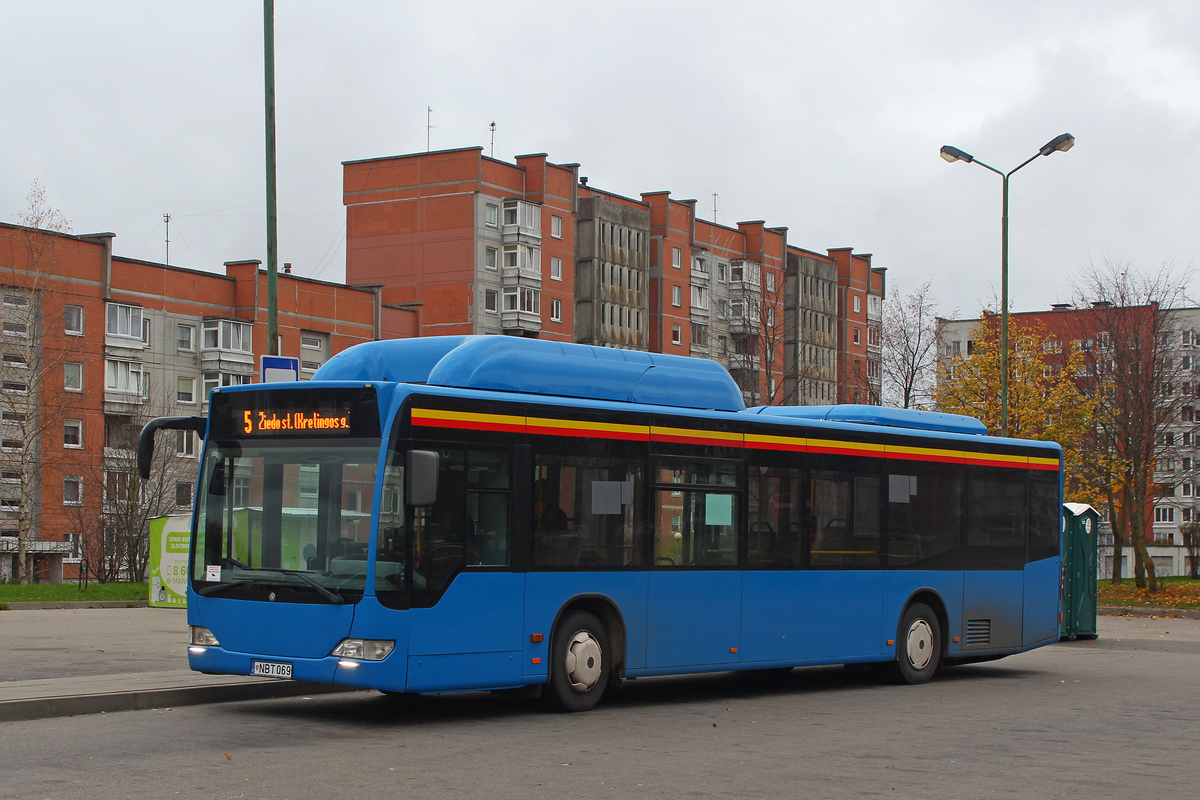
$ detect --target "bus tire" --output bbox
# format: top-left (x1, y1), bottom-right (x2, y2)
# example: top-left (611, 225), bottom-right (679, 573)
top-left (890, 602), bottom-right (941, 685)
top-left (543, 609), bottom-right (610, 712)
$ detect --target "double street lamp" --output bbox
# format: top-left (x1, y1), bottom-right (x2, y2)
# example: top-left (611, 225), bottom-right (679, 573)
top-left (940, 133), bottom-right (1075, 438)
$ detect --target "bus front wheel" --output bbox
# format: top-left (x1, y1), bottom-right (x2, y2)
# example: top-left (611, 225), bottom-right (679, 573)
top-left (890, 602), bottom-right (941, 685)
top-left (543, 610), bottom-right (610, 712)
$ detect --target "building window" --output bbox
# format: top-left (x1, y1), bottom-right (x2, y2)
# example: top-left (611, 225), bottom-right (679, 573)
top-left (202, 320), bottom-right (252, 353)
top-left (105, 471), bottom-right (137, 503)
top-left (64, 419), bottom-right (82, 448)
top-left (175, 482), bottom-right (193, 508)
top-left (484, 290), bottom-right (499, 313)
top-left (672, 248), bottom-right (682, 269)
top-left (174, 376), bottom-right (194, 404)
top-left (672, 285), bottom-right (682, 307)
top-left (1155, 506), bottom-right (1176, 523)
top-left (1, 471), bottom-right (20, 484)
top-left (766, 272), bottom-right (776, 293)
top-left (730, 300), bottom-right (745, 319)
top-left (551, 298), bottom-right (562, 322)
top-left (177, 429), bottom-right (195, 457)
top-left (692, 323), bottom-right (708, 347)
top-left (106, 303), bottom-right (143, 339)
top-left (1, 439), bottom-right (24, 453)
top-left (691, 285), bottom-right (709, 310)
top-left (64, 362), bottom-right (83, 392)
top-left (671, 324), bottom-right (682, 345)
top-left (3, 293), bottom-right (29, 309)
top-left (551, 215), bottom-right (563, 239)
top-left (202, 372), bottom-right (251, 402)
top-left (503, 289), bottom-right (517, 312)
top-left (504, 246), bottom-right (519, 269)
top-left (504, 204), bottom-right (518, 225)
top-left (485, 247), bottom-right (498, 270)
top-left (2, 322), bottom-right (27, 338)
top-left (485, 203), bottom-right (499, 227)
top-left (65, 305), bottom-right (84, 335)
top-left (854, 328), bottom-right (861, 346)
top-left (1, 412), bottom-right (27, 425)
top-left (717, 263), bottom-right (727, 282)
top-left (520, 287), bottom-right (540, 313)
top-left (550, 257), bottom-right (562, 281)
top-left (2, 381), bottom-right (28, 395)
top-left (1, 498), bottom-right (21, 513)
top-left (854, 295), bottom-right (862, 313)
top-left (694, 257), bottom-right (707, 274)
top-left (2, 352), bottom-right (26, 369)
top-left (176, 324), bottom-right (195, 351)
top-left (105, 360), bottom-right (145, 396)
top-left (300, 335), bottom-right (322, 351)
top-left (63, 477), bottom-right (82, 506)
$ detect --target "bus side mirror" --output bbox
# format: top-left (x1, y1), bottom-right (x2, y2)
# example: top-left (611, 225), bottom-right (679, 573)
top-left (406, 450), bottom-right (439, 507)
top-left (138, 417), bottom-right (207, 480)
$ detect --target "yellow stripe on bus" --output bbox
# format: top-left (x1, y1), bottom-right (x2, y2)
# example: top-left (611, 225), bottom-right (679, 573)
top-left (651, 425), bottom-right (744, 444)
top-left (526, 416), bottom-right (649, 438)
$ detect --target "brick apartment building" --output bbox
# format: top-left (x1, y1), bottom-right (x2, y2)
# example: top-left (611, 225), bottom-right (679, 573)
top-left (939, 303), bottom-right (1200, 577)
top-left (0, 222), bottom-right (416, 582)
top-left (342, 146), bottom-right (885, 407)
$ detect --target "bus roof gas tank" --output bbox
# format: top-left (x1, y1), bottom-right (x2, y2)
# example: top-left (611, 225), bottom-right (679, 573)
top-left (315, 336), bottom-right (746, 412)
top-left (743, 404), bottom-right (989, 436)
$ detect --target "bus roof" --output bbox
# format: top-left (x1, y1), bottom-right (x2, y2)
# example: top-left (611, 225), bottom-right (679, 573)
top-left (314, 335), bottom-right (747, 412)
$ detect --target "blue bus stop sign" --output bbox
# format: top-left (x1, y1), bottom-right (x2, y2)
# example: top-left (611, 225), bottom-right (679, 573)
top-left (261, 355), bottom-right (300, 383)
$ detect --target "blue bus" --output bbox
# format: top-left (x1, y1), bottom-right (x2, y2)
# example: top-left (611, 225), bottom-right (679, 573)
top-left (139, 335), bottom-right (1062, 712)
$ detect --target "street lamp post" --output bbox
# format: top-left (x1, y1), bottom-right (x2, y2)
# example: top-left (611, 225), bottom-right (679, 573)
top-left (940, 133), bottom-right (1075, 438)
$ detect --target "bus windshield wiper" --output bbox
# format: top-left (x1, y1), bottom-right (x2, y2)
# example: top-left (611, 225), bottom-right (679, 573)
top-left (198, 580), bottom-right (256, 597)
top-left (196, 570), bottom-right (344, 604)
top-left (274, 569), bottom-right (345, 605)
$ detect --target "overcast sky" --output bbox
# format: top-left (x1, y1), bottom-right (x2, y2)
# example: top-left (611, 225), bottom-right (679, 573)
top-left (3, 1), bottom-right (1197, 318)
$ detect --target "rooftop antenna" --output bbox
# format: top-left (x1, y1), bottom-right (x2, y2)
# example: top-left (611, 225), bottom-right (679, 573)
top-left (427, 106), bottom-right (433, 151)
top-left (489, 121), bottom-right (496, 158)
top-left (712, 193), bottom-right (718, 224)
top-left (163, 213), bottom-right (171, 265)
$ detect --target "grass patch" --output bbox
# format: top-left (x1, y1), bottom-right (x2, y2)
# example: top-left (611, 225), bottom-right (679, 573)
top-left (1097, 576), bottom-right (1200, 610)
top-left (0, 582), bottom-right (148, 606)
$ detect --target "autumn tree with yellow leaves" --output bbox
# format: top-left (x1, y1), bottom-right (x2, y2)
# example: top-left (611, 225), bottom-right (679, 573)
top-left (935, 312), bottom-right (1113, 511)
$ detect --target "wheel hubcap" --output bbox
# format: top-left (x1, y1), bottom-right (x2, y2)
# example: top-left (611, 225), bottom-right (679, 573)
top-left (906, 619), bottom-right (934, 671)
top-left (564, 631), bottom-right (603, 693)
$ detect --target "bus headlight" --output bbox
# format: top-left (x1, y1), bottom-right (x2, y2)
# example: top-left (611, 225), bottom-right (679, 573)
top-left (330, 639), bottom-right (395, 661)
top-left (190, 626), bottom-right (220, 647)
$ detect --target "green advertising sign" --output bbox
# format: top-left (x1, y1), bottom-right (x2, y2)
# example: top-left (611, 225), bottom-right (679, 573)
top-left (148, 515), bottom-right (191, 608)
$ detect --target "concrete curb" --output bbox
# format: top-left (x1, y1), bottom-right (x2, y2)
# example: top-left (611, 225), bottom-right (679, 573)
top-left (1, 600), bottom-right (150, 610)
top-left (1098, 605), bottom-right (1200, 620)
top-left (0, 680), bottom-right (360, 723)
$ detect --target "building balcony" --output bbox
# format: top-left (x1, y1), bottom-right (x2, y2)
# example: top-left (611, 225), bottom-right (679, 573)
top-left (501, 309), bottom-right (542, 334)
top-left (729, 352), bottom-right (760, 372)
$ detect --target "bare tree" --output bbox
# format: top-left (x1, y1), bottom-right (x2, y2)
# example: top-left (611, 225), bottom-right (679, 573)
top-left (0, 182), bottom-right (75, 583)
top-left (882, 281), bottom-right (946, 409)
top-left (1070, 258), bottom-right (1193, 592)
top-left (75, 388), bottom-right (199, 582)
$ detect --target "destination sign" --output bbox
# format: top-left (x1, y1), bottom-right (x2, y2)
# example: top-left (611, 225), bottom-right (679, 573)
top-left (243, 410), bottom-right (351, 434)
top-left (209, 387), bottom-right (381, 440)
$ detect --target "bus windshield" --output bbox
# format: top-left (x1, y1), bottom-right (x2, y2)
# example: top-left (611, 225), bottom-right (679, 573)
top-left (192, 439), bottom-right (381, 604)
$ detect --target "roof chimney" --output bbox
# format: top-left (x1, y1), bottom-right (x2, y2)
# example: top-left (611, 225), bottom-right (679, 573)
top-left (580, 176), bottom-right (588, 187)
top-left (283, 262), bottom-right (292, 274)
top-left (1051, 303), bottom-right (1071, 311)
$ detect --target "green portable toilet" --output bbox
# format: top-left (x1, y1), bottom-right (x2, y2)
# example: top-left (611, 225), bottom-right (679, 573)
top-left (1061, 503), bottom-right (1100, 640)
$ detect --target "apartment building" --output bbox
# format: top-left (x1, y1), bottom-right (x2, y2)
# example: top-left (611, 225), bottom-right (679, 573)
top-left (0, 223), bottom-right (414, 582)
top-left (342, 146), bottom-right (885, 408)
top-left (938, 304), bottom-right (1200, 577)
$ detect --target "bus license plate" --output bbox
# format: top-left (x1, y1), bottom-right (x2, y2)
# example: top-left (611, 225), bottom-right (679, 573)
top-left (252, 661), bottom-right (293, 679)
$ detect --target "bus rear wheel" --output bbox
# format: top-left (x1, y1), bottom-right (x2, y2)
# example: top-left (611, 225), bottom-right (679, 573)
top-left (890, 602), bottom-right (941, 685)
top-left (543, 610), bottom-right (610, 712)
